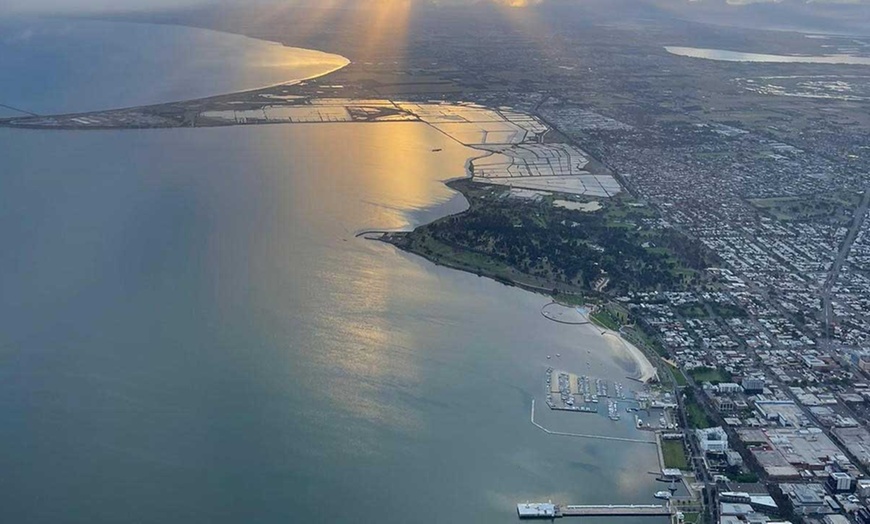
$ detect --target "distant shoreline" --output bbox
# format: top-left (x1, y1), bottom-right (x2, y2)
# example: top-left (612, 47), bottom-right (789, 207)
top-left (0, 19), bottom-right (653, 384)
top-left (0, 18), bottom-right (351, 125)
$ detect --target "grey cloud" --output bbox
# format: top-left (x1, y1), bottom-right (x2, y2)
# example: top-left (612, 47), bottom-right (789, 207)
top-left (2, 0), bottom-right (213, 14)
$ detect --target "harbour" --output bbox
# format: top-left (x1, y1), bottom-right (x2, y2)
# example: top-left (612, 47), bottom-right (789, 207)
top-left (544, 366), bottom-right (647, 424)
top-left (0, 16), bottom-right (668, 523)
top-left (530, 399), bottom-right (656, 445)
top-left (0, 119), bottom-right (667, 523)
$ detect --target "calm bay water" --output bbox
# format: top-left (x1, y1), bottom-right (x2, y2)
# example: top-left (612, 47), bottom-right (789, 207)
top-left (666, 45), bottom-right (870, 65)
top-left (0, 18), bottom-right (348, 116)
top-left (0, 19), bottom-right (663, 524)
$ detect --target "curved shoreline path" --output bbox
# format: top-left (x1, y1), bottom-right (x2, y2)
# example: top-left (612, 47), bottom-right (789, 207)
top-left (0, 18), bottom-right (350, 116)
top-left (541, 302), bottom-right (591, 325)
top-left (580, 310), bottom-right (658, 383)
top-left (540, 302), bottom-right (657, 383)
top-left (539, 302), bottom-right (657, 382)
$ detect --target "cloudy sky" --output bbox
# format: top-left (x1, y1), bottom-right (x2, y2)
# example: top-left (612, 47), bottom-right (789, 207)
top-left (2, 0), bottom-right (208, 13)
top-left (2, 0), bottom-right (866, 14)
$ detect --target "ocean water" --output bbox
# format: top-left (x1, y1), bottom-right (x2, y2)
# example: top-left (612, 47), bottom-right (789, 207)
top-left (0, 19), bottom-right (664, 524)
top-left (0, 17), bottom-right (349, 116)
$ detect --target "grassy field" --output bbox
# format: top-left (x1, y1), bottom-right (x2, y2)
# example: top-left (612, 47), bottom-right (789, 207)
top-left (709, 302), bottom-right (748, 319)
top-left (681, 512), bottom-right (701, 524)
top-left (675, 302), bottom-right (708, 318)
top-left (590, 309), bottom-right (621, 331)
top-left (672, 366), bottom-right (688, 387)
top-left (686, 399), bottom-right (714, 429)
top-left (661, 439), bottom-right (689, 470)
top-left (727, 472), bottom-right (759, 483)
top-left (631, 326), bottom-right (669, 358)
top-left (748, 192), bottom-right (860, 224)
top-left (554, 292), bottom-right (587, 306)
top-left (688, 367), bottom-right (730, 384)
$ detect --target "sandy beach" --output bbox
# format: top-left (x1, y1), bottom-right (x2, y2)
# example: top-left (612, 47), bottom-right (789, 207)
top-left (603, 328), bottom-right (658, 383)
top-left (579, 314), bottom-right (657, 383)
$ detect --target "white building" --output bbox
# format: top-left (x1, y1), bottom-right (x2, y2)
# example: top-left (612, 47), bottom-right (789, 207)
top-left (697, 427), bottom-right (729, 453)
top-left (742, 376), bottom-right (766, 393)
top-left (718, 382), bottom-right (743, 395)
top-left (827, 472), bottom-right (853, 493)
top-left (726, 450), bottom-right (744, 467)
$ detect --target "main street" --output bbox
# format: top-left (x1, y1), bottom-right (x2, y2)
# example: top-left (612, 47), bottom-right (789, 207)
top-left (822, 188), bottom-right (870, 349)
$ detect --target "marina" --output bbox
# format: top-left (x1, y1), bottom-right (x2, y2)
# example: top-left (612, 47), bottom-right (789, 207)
top-left (530, 399), bottom-right (656, 445)
top-left (608, 399), bottom-right (620, 421)
top-left (545, 367), bottom-right (635, 420)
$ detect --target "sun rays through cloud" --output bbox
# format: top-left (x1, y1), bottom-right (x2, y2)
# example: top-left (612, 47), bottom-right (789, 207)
top-left (357, 0), bottom-right (414, 63)
top-left (243, 0), bottom-right (414, 64)
top-left (489, 0), bottom-right (545, 6)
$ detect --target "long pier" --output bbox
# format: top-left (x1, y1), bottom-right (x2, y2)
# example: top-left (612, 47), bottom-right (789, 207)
top-left (530, 399), bottom-right (656, 445)
top-left (559, 504), bottom-right (672, 517)
top-left (517, 502), bottom-right (672, 519)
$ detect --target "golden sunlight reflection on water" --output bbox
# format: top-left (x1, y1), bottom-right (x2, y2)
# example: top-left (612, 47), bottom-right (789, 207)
top-left (239, 122), bottom-right (477, 431)
top-left (252, 42), bottom-right (350, 73)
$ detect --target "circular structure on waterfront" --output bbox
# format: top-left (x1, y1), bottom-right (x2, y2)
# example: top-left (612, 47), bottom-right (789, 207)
top-left (541, 302), bottom-right (590, 325)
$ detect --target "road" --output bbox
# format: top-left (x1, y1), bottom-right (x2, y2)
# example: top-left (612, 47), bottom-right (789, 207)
top-left (821, 188), bottom-right (870, 349)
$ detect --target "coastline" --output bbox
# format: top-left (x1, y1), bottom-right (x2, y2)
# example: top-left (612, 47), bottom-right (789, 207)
top-left (2, 15), bottom-right (656, 389)
top-left (0, 18), bottom-right (351, 122)
top-left (2, 118), bottom-right (669, 522)
top-left (538, 301), bottom-right (656, 383)
top-left (381, 202), bottom-right (658, 385)
top-left (0, 17), bottom-right (680, 520)
top-left (579, 304), bottom-right (657, 384)
top-left (592, 322), bottom-right (658, 384)
top-left (380, 179), bottom-right (588, 295)
top-left (377, 174), bottom-right (660, 384)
